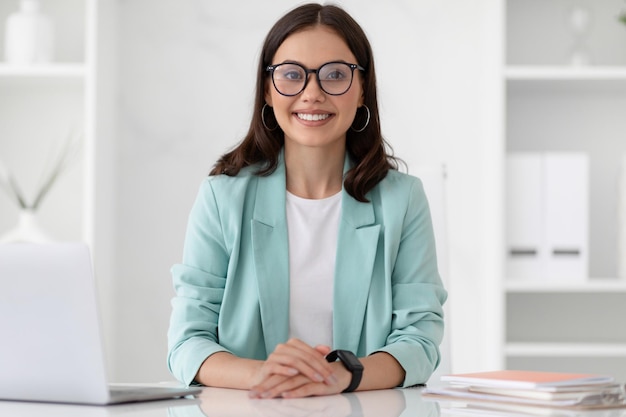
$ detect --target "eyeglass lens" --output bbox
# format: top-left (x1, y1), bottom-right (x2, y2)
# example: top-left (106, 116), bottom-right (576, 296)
top-left (271, 62), bottom-right (357, 96)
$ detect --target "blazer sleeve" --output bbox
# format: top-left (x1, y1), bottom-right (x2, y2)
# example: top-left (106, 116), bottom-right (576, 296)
top-left (375, 177), bottom-right (448, 387)
top-left (167, 178), bottom-right (232, 386)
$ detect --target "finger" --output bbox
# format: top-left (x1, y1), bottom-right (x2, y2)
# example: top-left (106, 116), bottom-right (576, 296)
top-left (263, 363), bottom-right (299, 378)
top-left (249, 348), bottom-right (338, 398)
top-left (250, 361), bottom-right (298, 389)
top-left (280, 379), bottom-right (338, 399)
top-left (266, 349), bottom-right (323, 379)
top-left (273, 339), bottom-right (336, 383)
top-left (249, 374), bottom-right (293, 398)
top-left (314, 345), bottom-right (332, 356)
top-left (256, 374), bottom-right (312, 399)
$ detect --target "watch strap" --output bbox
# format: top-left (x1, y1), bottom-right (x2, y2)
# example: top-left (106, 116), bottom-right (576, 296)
top-left (326, 350), bottom-right (363, 393)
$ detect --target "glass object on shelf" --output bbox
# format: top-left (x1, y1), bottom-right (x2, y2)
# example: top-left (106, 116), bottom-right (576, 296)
top-left (567, 5), bottom-right (592, 66)
top-left (3, 0), bottom-right (55, 65)
top-left (0, 209), bottom-right (51, 243)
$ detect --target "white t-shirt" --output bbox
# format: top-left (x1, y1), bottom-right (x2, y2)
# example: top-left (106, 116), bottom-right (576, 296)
top-left (286, 190), bottom-right (341, 348)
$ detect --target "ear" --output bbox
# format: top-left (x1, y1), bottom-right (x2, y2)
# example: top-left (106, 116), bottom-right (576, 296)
top-left (265, 80), bottom-right (273, 106)
top-left (358, 78), bottom-right (365, 107)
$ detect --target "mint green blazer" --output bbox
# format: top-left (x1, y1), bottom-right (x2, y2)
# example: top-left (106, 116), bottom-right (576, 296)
top-left (167, 155), bottom-right (447, 387)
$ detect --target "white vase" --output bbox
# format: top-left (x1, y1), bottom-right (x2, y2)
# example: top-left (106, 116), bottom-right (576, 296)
top-left (567, 6), bottom-right (592, 66)
top-left (3, 0), bottom-right (54, 65)
top-left (0, 209), bottom-right (52, 243)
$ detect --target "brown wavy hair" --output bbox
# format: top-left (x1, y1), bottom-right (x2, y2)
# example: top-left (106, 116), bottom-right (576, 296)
top-left (210, 3), bottom-right (398, 202)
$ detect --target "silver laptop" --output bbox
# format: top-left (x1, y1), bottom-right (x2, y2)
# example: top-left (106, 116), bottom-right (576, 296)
top-left (0, 242), bottom-right (200, 405)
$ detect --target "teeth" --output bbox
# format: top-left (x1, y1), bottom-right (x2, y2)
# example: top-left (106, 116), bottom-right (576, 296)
top-left (297, 113), bottom-right (330, 121)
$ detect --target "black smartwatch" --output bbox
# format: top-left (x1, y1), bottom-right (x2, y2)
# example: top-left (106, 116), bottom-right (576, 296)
top-left (325, 349), bottom-right (363, 393)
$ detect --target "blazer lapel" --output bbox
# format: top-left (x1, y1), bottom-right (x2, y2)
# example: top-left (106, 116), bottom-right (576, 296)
top-left (251, 160), bottom-right (290, 354)
top-left (251, 153), bottom-right (381, 354)
top-left (333, 158), bottom-right (381, 352)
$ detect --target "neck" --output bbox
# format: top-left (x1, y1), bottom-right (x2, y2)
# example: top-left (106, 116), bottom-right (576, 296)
top-left (284, 144), bottom-right (345, 200)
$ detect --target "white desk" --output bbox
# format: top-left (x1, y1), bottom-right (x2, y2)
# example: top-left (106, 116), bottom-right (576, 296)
top-left (1, 386), bottom-right (626, 417)
top-left (0, 386), bottom-right (430, 417)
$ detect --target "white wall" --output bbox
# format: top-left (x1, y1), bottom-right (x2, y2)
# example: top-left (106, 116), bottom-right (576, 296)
top-left (112, 0), bottom-right (503, 382)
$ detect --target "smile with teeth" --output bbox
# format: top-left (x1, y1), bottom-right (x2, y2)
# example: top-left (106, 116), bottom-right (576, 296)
top-left (296, 113), bottom-right (331, 121)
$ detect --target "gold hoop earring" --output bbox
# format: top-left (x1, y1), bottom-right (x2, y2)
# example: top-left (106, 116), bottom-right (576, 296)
top-left (262, 104), bottom-right (279, 131)
top-left (351, 105), bottom-right (370, 133)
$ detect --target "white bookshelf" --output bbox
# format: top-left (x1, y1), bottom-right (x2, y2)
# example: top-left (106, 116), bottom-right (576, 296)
top-left (0, 0), bottom-right (94, 243)
top-left (503, 0), bottom-right (626, 381)
top-left (0, 0), bottom-right (117, 375)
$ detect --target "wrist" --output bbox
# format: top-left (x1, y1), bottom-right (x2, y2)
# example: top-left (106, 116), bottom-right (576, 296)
top-left (197, 352), bottom-right (264, 390)
top-left (330, 362), bottom-right (352, 392)
top-left (325, 349), bottom-right (363, 392)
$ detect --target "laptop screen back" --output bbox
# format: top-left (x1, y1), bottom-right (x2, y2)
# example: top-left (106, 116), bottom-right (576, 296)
top-left (0, 243), bottom-right (110, 404)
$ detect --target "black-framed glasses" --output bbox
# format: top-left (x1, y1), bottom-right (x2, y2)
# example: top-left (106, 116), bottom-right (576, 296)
top-left (266, 61), bottom-right (365, 96)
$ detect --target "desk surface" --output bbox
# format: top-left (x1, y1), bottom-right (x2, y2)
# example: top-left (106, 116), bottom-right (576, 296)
top-left (1, 386), bottom-right (626, 417)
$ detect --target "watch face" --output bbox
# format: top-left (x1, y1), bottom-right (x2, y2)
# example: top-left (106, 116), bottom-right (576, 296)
top-left (337, 350), bottom-right (364, 370)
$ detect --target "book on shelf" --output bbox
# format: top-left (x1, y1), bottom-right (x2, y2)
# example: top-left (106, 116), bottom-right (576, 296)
top-left (423, 370), bottom-right (626, 410)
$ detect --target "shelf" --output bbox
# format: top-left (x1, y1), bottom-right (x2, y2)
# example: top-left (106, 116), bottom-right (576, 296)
top-left (505, 66), bottom-right (626, 93)
top-left (506, 343), bottom-right (626, 357)
top-left (506, 66), bottom-right (626, 80)
top-left (0, 63), bottom-right (86, 78)
top-left (506, 279), bottom-right (626, 293)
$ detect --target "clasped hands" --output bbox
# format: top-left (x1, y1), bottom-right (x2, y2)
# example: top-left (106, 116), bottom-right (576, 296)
top-left (249, 338), bottom-right (351, 399)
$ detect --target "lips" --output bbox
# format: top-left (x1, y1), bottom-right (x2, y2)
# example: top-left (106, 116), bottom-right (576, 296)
top-left (296, 113), bottom-right (331, 121)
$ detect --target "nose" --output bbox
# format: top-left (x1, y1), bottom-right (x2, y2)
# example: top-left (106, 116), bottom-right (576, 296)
top-left (301, 73), bottom-right (325, 101)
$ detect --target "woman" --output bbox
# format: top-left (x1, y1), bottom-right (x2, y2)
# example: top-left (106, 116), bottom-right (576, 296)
top-left (167, 3), bottom-right (447, 399)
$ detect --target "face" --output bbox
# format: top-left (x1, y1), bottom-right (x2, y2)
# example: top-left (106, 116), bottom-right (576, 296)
top-left (265, 25), bottom-right (364, 154)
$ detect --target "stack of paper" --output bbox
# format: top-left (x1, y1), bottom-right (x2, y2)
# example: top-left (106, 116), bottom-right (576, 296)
top-left (423, 370), bottom-right (626, 410)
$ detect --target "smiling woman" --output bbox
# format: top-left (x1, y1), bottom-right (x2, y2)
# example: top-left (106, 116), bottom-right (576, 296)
top-left (265, 25), bottom-right (365, 168)
top-left (167, 3), bottom-right (447, 399)
top-left (208, 3), bottom-right (388, 202)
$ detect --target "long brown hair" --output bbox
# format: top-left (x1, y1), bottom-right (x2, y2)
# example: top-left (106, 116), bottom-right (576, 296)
top-left (210, 3), bottom-right (398, 202)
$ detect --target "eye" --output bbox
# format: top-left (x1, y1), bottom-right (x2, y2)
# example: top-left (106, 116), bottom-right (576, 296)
top-left (320, 64), bottom-right (349, 81)
top-left (324, 70), bottom-right (346, 80)
top-left (276, 65), bottom-right (304, 81)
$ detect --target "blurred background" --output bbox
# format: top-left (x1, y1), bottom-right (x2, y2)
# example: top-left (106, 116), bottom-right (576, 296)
top-left (1, 0), bottom-right (625, 383)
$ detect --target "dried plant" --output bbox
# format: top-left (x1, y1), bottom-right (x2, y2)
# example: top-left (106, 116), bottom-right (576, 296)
top-left (0, 132), bottom-right (82, 210)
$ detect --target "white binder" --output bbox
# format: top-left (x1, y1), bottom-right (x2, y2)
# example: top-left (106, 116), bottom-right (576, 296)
top-left (506, 152), bottom-right (589, 281)
top-left (506, 153), bottom-right (543, 279)
top-left (543, 153), bottom-right (588, 280)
